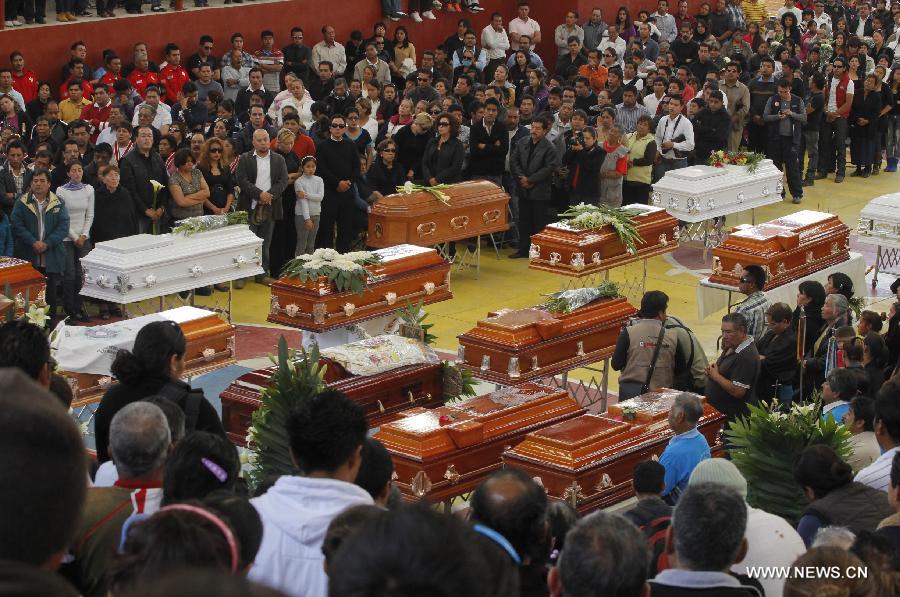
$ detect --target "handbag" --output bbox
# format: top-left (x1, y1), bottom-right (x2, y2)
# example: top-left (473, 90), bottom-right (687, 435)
top-left (640, 319), bottom-right (668, 395)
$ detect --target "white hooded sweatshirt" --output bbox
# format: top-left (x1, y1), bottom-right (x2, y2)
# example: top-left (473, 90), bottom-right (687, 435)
top-left (248, 475), bottom-right (374, 597)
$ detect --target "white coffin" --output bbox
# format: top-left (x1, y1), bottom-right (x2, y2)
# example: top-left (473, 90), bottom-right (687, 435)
top-left (857, 193), bottom-right (900, 250)
top-left (650, 161), bottom-right (784, 223)
top-left (80, 225), bottom-right (264, 304)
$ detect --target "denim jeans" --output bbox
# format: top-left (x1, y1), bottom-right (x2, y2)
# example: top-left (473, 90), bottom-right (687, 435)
top-left (63, 240), bottom-right (91, 316)
top-left (887, 115), bottom-right (900, 159)
top-left (800, 129), bottom-right (819, 179)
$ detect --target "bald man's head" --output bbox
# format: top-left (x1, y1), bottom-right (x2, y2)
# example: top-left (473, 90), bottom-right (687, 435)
top-left (252, 128), bottom-right (271, 154)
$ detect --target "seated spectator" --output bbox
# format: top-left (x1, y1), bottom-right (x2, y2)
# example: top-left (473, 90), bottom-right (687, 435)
top-left (658, 392), bottom-right (710, 501)
top-left (844, 396), bottom-right (883, 474)
top-left (755, 302), bottom-right (798, 407)
top-left (201, 491), bottom-right (264, 575)
top-left (0, 368), bottom-right (86, 596)
top-left (63, 402), bottom-right (170, 596)
top-left (784, 547), bottom-right (879, 597)
top-left (811, 526), bottom-right (858, 550)
top-left (875, 452), bottom-right (900, 570)
top-left (248, 389), bottom-right (373, 596)
top-left (688, 458), bottom-right (806, 597)
top-left (321, 505), bottom-right (384, 573)
top-left (161, 431), bottom-right (241, 506)
top-left (793, 444), bottom-right (893, 546)
top-left (353, 438), bottom-right (395, 508)
top-left (856, 384), bottom-right (900, 492)
top-left (94, 320), bottom-right (226, 463)
top-left (548, 511), bottom-right (650, 597)
top-left (0, 319), bottom-right (51, 387)
top-left (862, 331), bottom-right (889, 396)
top-left (648, 483), bottom-right (758, 596)
top-left (470, 468), bottom-right (551, 595)
top-left (624, 460), bottom-right (672, 528)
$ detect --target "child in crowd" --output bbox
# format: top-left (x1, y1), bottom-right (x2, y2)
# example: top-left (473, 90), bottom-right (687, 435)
top-left (294, 156), bottom-right (323, 256)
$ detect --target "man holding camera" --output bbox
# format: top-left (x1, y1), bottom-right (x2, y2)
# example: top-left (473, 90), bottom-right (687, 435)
top-left (655, 94), bottom-right (694, 177)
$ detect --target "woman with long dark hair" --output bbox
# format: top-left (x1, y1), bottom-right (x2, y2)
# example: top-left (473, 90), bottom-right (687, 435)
top-left (94, 320), bottom-right (226, 463)
top-left (793, 280), bottom-right (826, 357)
top-left (614, 6), bottom-right (636, 41)
top-left (862, 331), bottom-right (889, 395)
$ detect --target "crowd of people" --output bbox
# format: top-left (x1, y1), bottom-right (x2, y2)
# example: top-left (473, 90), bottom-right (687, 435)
top-left (1, 1), bottom-right (900, 595)
top-left (1, 0), bottom-right (899, 319)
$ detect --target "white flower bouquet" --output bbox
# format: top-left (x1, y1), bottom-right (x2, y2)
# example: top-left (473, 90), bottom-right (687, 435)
top-left (281, 248), bottom-right (383, 294)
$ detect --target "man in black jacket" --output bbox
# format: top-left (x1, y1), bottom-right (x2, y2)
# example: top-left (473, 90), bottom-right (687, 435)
top-left (509, 114), bottom-right (560, 258)
top-left (756, 302), bottom-right (798, 407)
top-left (692, 90), bottom-right (731, 163)
top-left (315, 114), bottom-right (361, 251)
top-left (234, 68), bottom-right (274, 116)
top-left (469, 98), bottom-right (509, 185)
top-left (763, 79), bottom-right (806, 204)
top-left (308, 61), bottom-right (335, 102)
top-left (119, 126), bottom-right (168, 234)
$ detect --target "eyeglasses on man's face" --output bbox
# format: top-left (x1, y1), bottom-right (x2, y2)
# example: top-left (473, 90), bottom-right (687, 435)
top-left (330, 122), bottom-right (346, 129)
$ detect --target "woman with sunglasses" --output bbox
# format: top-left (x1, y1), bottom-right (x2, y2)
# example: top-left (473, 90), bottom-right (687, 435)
top-left (421, 112), bottom-right (464, 187)
top-left (368, 139), bottom-right (406, 202)
top-left (198, 139), bottom-right (235, 217)
top-left (95, 320), bottom-right (227, 464)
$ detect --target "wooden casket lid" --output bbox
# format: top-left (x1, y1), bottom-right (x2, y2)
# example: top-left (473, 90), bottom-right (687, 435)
top-left (725, 210), bottom-right (845, 252)
top-left (543, 205), bottom-right (668, 240)
top-left (607, 389), bottom-right (705, 424)
top-left (375, 382), bottom-right (575, 458)
top-left (372, 180), bottom-right (506, 215)
top-left (0, 257), bottom-right (45, 285)
top-left (164, 305), bottom-right (233, 339)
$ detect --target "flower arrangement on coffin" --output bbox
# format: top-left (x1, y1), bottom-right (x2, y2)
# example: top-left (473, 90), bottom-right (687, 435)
top-left (558, 204), bottom-right (646, 256)
top-left (395, 180), bottom-right (452, 206)
top-left (246, 336), bottom-right (326, 488)
top-left (149, 179), bottom-right (165, 235)
top-left (171, 211), bottom-right (248, 236)
top-left (708, 148), bottom-right (766, 174)
top-left (280, 248), bottom-right (383, 295)
top-left (726, 395), bottom-right (851, 525)
top-left (1, 281), bottom-right (48, 328)
top-left (544, 280), bottom-right (620, 314)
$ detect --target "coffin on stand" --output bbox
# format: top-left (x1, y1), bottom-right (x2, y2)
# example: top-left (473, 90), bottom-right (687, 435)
top-left (367, 181), bottom-right (509, 247)
top-left (650, 161), bottom-right (783, 222)
top-left (502, 390), bottom-right (727, 513)
top-left (80, 225), bottom-right (264, 304)
top-left (709, 210), bottom-right (851, 290)
top-left (221, 336), bottom-right (445, 444)
top-left (857, 193), bottom-right (900, 249)
top-left (529, 205), bottom-right (679, 276)
top-left (457, 296), bottom-right (637, 385)
top-left (0, 257), bottom-right (46, 317)
top-left (268, 245), bottom-right (452, 332)
top-left (56, 307), bottom-right (235, 405)
top-left (374, 383), bottom-right (585, 503)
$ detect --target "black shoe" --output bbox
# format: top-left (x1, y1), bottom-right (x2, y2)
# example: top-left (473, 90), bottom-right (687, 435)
top-left (814, 172), bottom-right (827, 180)
top-left (835, 174), bottom-right (845, 183)
top-left (861, 169), bottom-right (870, 178)
top-left (851, 168), bottom-right (862, 177)
top-left (35, 16), bottom-right (45, 22)
top-left (508, 252), bottom-right (527, 259)
top-left (77, 311), bottom-right (91, 322)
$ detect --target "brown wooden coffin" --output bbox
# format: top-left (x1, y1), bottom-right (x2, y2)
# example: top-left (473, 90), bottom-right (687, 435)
top-left (709, 210), bottom-right (850, 290)
top-left (268, 245), bottom-right (452, 332)
top-left (367, 180), bottom-right (510, 247)
top-left (503, 390), bottom-right (727, 514)
top-left (374, 382), bottom-right (585, 503)
top-left (457, 296), bottom-right (637, 385)
top-left (529, 205), bottom-right (680, 277)
top-left (66, 309), bottom-right (236, 407)
top-left (0, 257), bottom-right (46, 317)
top-left (220, 360), bottom-right (444, 445)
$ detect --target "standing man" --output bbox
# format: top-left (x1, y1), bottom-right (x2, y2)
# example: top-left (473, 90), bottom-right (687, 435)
top-left (733, 265), bottom-right (769, 341)
top-left (235, 68), bottom-right (274, 116)
top-left (817, 57), bottom-right (854, 184)
top-left (255, 31), bottom-right (285, 95)
top-left (706, 312), bottom-right (761, 422)
top-left (801, 72), bottom-right (825, 187)
top-left (315, 114), bottom-right (361, 252)
top-left (159, 44), bottom-right (189, 106)
top-left (554, 10), bottom-right (584, 57)
top-left (747, 57), bottom-right (777, 154)
top-left (582, 8), bottom-right (607, 54)
top-left (763, 79), bottom-right (806, 204)
top-left (692, 90), bottom-right (731, 163)
top-left (655, 95), bottom-right (694, 176)
top-left (652, 0), bottom-right (678, 44)
top-left (312, 25), bottom-right (347, 82)
top-left (615, 85), bottom-right (650, 134)
top-left (508, 114), bottom-right (559, 259)
top-left (9, 169), bottom-right (69, 322)
top-left (722, 62), bottom-right (750, 151)
top-left (469, 97), bottom-right (508, 186)
top-left (283, 27), bottom-right (311, 86)
top-left (119, 126), bottom-right (168, 234)
top-left (9, 51), bottom-right (39, 104)
top-left (187, 36), bottom-right (220, 81)
top-left (481, 12), bottom-right (510, 85)
top-left (79, 83), bottom-right (112, 144)
top-left (508, 0), bottom-right (541, 50)
top-left (353, 43), bottom-right (391, 87)
top-left (236, 129), bottom-right (288, 285)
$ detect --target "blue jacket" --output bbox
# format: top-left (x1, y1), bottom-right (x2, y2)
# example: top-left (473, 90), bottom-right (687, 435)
top-left (659, 427), bottom-right (711, 498)
top-left (10, 192), bottom-right (69, 274)
top-left (0, 215), bottom-right (12, 256)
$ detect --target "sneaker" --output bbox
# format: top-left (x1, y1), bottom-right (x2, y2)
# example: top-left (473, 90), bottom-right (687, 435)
top-left (394, 10), bottom-right (407, 16)
top-left (432, 0), bottom-right (442, 7)
top-left (792, 196), bottom-right (802, 204)
top-left (151, 4), bottom-right (166, 11)
top-left (468, 2), bottom-right (484, 11)
top-left (387, 13), bottom-right (399, 20)
top-left (834, 174), bottom-right (844, 183)
top-left (411, 10), bottom-right (422, 21)
top-left (10, 19), bottom-right (23, 25)
top-left (422, 10), bottom-right (436, 19)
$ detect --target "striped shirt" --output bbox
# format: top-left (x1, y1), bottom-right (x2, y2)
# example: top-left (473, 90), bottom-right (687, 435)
top-left (735, 291), bottom-right (769, 341)
top-left (855, 446), bottom-right (899, 492)
top-left (614, 102), bottom-right (650, 134)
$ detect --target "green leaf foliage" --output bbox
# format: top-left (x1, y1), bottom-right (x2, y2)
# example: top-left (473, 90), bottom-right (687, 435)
top-left (397, 300), bottom-right (437, 346)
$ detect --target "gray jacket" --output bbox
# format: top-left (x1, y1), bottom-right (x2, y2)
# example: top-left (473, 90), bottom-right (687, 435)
top-left (509, 135), bottom-right (560, 202)
top-left (235, 151), bottom-right (289, 221)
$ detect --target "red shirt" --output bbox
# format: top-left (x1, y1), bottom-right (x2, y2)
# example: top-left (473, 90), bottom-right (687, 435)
top-left (100, 71), bottom-right (123, 87)
top-left (12, 69), bottom-right (39, 104)
top-left (80, 102), bottom-right (113, 142)
top-left (60, 78), bottom-right (94, 102)
top-left (158, 64), bottom-right (189, 104)
top-left (127, 69), bottom-right (160, 98)
top-left (270, 132), bottom-right (317, 159)
top-left (603, 141), bottom-right (629, 175)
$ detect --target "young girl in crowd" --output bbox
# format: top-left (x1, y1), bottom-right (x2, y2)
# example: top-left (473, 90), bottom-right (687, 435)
top-left (294, 156), bottom-right (324, 256)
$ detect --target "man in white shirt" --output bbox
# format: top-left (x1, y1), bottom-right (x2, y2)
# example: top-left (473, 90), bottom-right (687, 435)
top-left (482, 12), bottom-right (510, 84)
top-left (655, 94), bottom-right (694, 174)
top-left (598, 25), bottom-right (627, 61)
top-left (508, 0), bottom-right (541, 50)
top-left (130, 85), bottom-right (171, 135)
top-left (311, 25), bottom-right (347, 79)
top-left (644, 76), bottom-right (668, 114)
top-left (652, 0), bottom-right (678, 43)
top-left (855, 386), bottom-right (900, 493)
top-left (554, 10), bottom-right (584, 56)
top-left (812, 0), bottom-right (832, 35)
top-left (353, 43), bottom-right (391, 86)
top-left (843, 396), bottom-right (883, 473)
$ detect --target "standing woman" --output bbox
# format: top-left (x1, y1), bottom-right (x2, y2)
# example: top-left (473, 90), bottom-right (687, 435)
top-left (623, 115), bottom-right (657, 205)
top-left (391, 26), bottom-right (416, 87)
top-left (55, 161), bottom-right (94, 322)
top-left (168, 148), bottom-right (210, 221)
top-left (376, 83), bottom-right (399, 125)
top-left (356, 98), bottom-right (380, 143)
top-left (508, 51), bottom-right (531, 97)
top-left (851, 74), bottom-right (883, 178)
top-left (421, 112), bottom-right (465, 187)
top-left (198, 138), bottom-right (234, 216)
top-left (91, 164), bottom-right (137, 319)
top-left (793, 280), bottom-right (827, 359)
top-left (873, 64), bottom-right (895, 175)
top-left (344, 106), bottom-right (376, 165)
top-left (887, 67), bottom-right (900, 173)
top-left (522, 69), bottom-right (550, 107)
top-left (0, 96), bottom-right (32, 145)
top-left (614, 7), bottom-right (636, 41)
top-left (489, 64), bottom-right (517, 107)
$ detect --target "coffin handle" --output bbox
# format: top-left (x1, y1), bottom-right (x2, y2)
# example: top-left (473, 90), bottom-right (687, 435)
top-left (377, 400), bottom-right (385, 413)
top-left (482, 209), bottom-right (501, 224)
top-left (416, 222), bottom-right (437, 238)
top-left (450, 215), bottom-right (469, 230)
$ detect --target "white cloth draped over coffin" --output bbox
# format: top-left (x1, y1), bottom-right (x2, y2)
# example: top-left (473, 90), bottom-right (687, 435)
top-left (320, 335), bottom-right (440, 377)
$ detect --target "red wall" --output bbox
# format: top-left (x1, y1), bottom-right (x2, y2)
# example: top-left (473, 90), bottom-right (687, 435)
top-left (1, 0), bottom-right (688, 88)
